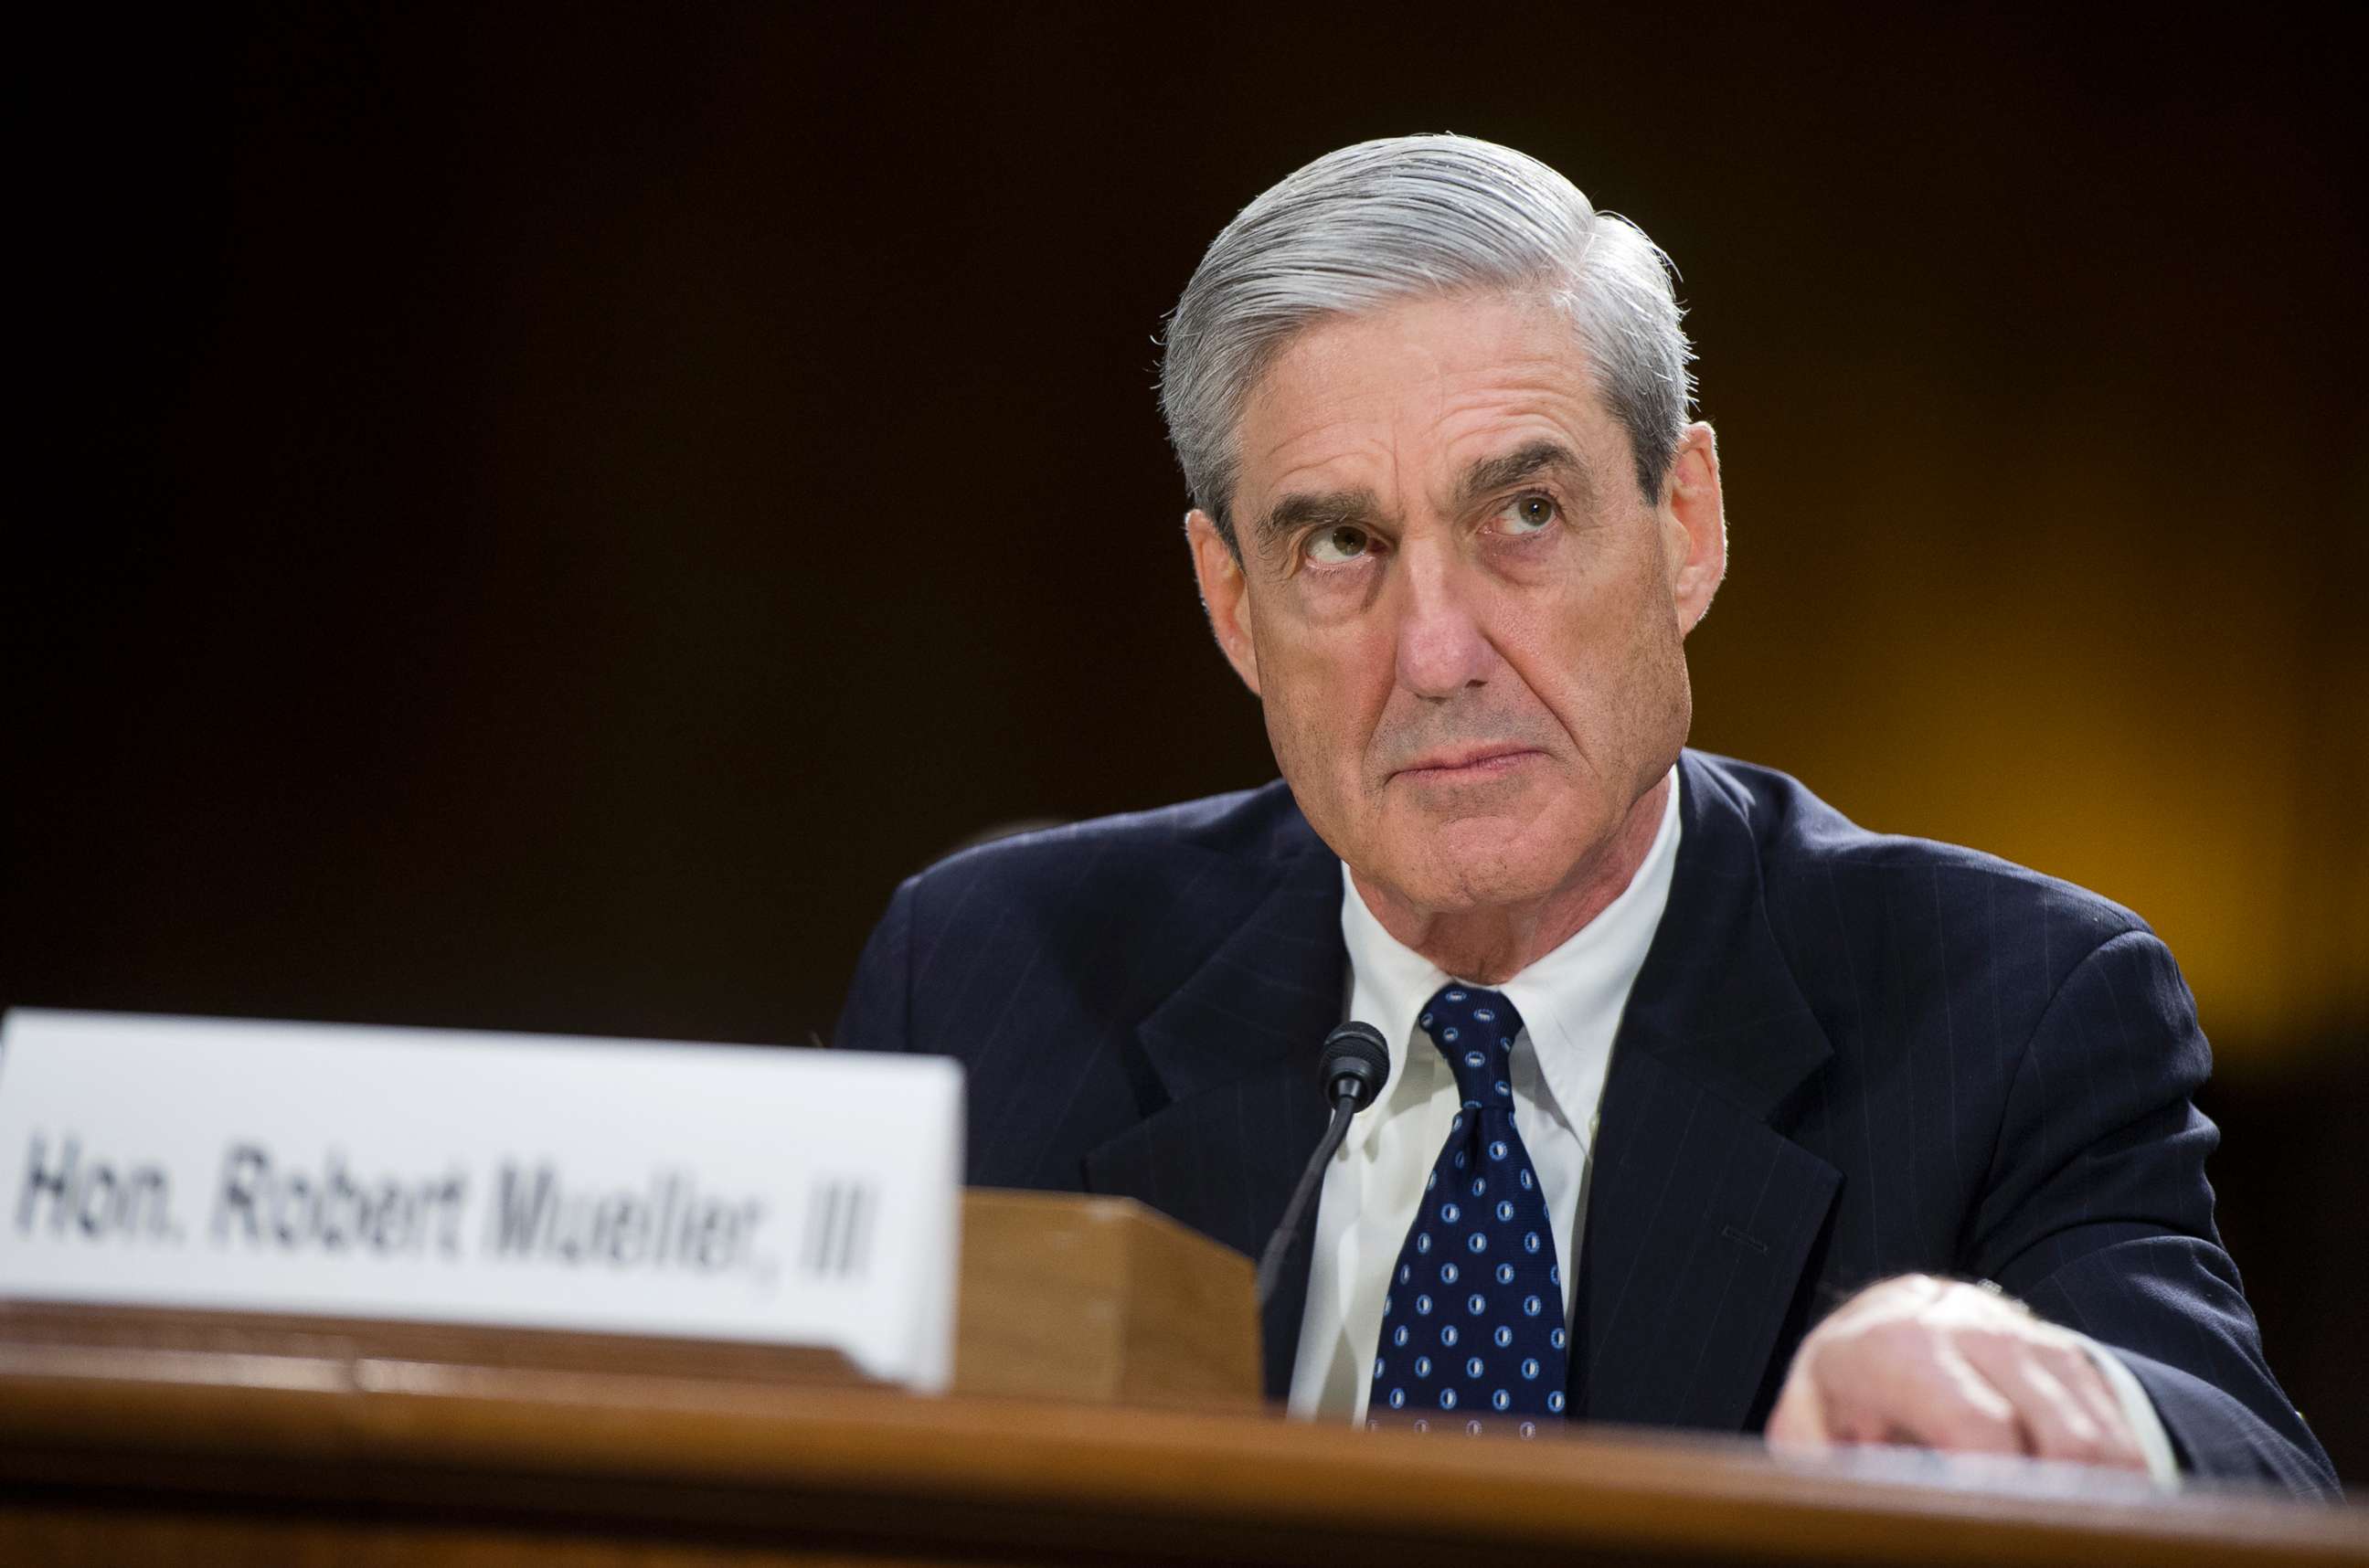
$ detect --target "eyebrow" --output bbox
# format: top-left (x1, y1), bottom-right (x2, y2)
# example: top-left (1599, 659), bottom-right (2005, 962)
top-left (1452, 439), bottom-right (1593, 508)
top-left (1248, 439), bottom-right (1595, 559)
top-left (1250, 484), bottom-right (1386, 558)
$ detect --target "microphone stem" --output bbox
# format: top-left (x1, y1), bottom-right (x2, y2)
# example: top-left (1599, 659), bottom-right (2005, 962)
top-left (1254, 1091), bottom-right (1358, 1311)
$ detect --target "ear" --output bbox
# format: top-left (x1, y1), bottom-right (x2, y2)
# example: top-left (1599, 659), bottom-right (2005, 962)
top-left (1185, 509), bottom-right (1261, 695)
top-left (1660, 421), bottom-right (1727, 634)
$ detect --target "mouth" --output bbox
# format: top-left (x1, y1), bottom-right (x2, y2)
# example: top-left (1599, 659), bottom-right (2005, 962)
top-left (1390, 746), bottom-right (1545, 785)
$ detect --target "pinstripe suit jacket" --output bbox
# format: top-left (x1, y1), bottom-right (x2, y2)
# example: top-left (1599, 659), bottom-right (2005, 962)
top-left (836, 750), bottom-right (2334, 1495)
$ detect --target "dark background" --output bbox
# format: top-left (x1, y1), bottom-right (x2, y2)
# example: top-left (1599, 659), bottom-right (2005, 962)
top-left (12, 4), bottom-right (2364, 1479)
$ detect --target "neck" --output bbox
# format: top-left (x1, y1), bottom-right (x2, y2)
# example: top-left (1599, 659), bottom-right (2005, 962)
top-left (1353, 773), bottom-right (1672, 985)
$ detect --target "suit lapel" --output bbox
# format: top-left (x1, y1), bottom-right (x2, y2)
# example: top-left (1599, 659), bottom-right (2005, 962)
top-left (1075, 758), bottom-right (1842, 1421)
top-left (1079, 818), bottom-right (1345, 1400)
top-left (1567, 753), bottom-right (1842, 1433)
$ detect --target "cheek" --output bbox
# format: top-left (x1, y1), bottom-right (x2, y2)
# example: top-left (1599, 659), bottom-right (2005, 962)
top-left (1254, 626), bottom-right (1391, 809)
top-left (1505, 555), bottom-right (1690, 779)
top-left (1570, 588), bottom-right (1691, 774)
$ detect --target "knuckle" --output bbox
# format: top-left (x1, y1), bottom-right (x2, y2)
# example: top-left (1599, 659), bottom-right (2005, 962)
top-left (1989, 1325), bottom-right (2045, 1360)
top-left (1960, 1325), bottom-right (2013, 1355)
top-left (1899, 1275), bottom-right (1951, 1309)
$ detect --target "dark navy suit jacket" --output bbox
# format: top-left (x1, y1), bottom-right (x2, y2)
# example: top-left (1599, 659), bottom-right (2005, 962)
top-left (837, 751), bottom-right (2334, 1495)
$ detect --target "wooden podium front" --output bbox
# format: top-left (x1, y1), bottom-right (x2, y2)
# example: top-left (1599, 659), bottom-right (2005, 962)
top-left (1, 1191), bottom-right (2359, 1567)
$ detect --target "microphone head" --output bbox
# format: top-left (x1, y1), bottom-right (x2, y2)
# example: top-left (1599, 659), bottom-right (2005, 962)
top-left (1319, 1021), bottom-right (1391, 1110)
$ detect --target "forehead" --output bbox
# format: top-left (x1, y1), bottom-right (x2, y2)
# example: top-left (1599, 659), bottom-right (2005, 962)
top-left (1235, 292), bottom-right (1607, 509)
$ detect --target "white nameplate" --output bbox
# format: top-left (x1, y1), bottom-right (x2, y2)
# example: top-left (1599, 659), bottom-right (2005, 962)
top-left (0, 1009), bottom-right (963, 1391)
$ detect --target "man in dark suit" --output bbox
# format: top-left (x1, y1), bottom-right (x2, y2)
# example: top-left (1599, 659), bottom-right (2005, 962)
top-left (836, 135), bottom-right (2333, 1494)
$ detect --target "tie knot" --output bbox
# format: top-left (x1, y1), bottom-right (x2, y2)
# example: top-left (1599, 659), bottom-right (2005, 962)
top-left (1418, 985), bottom-right (1521, 1110)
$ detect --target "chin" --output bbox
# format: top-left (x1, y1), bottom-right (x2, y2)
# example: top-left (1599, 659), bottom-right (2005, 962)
top-left (1379, 820), bottom-right (1574, 914)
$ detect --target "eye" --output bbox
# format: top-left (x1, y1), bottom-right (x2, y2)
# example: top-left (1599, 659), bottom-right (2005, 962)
top-left (1304, 523), bottom-right (1376, 565)
top-left (1496, 493), bottom-right (1559, 535)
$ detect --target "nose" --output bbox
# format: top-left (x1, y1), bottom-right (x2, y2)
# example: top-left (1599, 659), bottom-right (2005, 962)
top-left (1393, 536), bottom-right (1494, 700)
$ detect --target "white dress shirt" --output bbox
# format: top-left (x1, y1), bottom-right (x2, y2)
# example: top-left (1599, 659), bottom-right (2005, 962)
top-left (1284, 768), bottom-right (2177, 1484)
top-left (1289, 772), bottom-right (1682, 1421)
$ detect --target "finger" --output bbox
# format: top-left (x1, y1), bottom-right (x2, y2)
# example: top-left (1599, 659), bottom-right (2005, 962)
top-left (1766, 1360), bottom-right (1833, 1455)
top-left (1959, 1334), bottom-right (2150, 1471)
top-left (1953, 1331), bottom-right (2115, 1466)
top-left (2039, 1343), bottom-right (2150, 1471)
top-left (1819, 1331), bottom-right (2026, 1457)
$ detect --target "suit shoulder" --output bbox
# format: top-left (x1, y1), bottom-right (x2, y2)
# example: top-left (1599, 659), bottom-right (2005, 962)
top-left (865, 781), bottom-right (1332, 1086)
top-left (1689, 750), bottom-right (2152, 953)
top-left (902, 779), bottom-right (1320, 917)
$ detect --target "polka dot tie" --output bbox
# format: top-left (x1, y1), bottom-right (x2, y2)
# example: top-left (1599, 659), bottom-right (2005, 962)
top-left (1368, 985), bottom-right (1569, 1436)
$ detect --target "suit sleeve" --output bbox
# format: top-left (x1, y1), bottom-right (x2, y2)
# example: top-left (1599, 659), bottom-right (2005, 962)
top-left (834, 875), bottom-right (918, 1054)
top-left (1970, 928), bottom-right (2338, 1497)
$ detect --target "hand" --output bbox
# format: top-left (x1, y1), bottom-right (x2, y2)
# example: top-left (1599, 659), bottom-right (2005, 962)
top-left (1766, 1274), bottom-right (2147, 1470)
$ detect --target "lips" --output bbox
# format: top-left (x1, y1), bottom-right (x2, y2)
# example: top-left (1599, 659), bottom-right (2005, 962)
top-left (1392, 747), bottom-right (1541, 782)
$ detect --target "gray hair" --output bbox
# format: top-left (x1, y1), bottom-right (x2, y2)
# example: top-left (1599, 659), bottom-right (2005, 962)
top-left (1158, 134), bottom-right (1693, 555)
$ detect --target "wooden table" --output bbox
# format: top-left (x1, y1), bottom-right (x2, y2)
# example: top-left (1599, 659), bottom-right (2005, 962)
top-left (2, 1327), bottom-right (2360, 1567)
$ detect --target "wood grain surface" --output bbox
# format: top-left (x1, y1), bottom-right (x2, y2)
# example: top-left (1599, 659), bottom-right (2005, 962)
top-left (1, 1333), bottom-right (2362, 1566)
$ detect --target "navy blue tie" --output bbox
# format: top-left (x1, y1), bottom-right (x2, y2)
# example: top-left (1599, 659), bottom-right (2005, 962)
top-left (1369, 985), bottom-right (1568, 1436)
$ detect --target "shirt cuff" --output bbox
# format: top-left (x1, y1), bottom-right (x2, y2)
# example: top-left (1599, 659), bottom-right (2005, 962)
top-left (2074, 1331), bottom-right (2180, 1488)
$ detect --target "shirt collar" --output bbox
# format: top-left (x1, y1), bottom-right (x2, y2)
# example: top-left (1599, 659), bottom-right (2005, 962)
top-left (1338, 768), bottom-right (1684, 1150)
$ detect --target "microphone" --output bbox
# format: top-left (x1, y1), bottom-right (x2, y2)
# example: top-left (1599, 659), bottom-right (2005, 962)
top-left (1253, 1022), bottom-right (1392, 1310)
